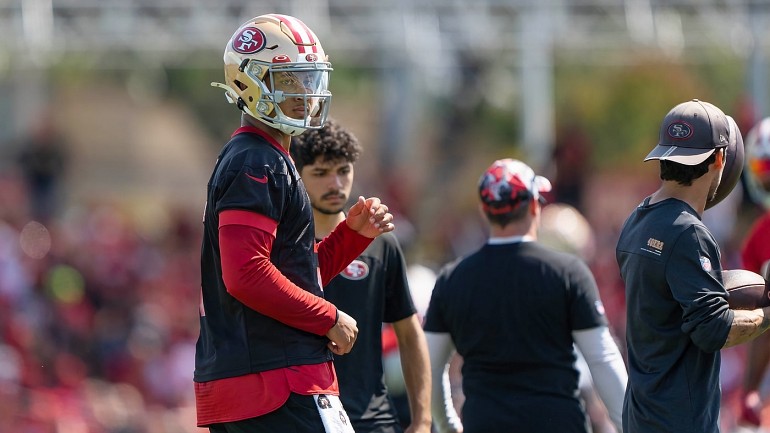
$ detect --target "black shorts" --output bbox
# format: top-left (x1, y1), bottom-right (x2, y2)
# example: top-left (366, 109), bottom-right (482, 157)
top-left (209, 393), bottom-right (328, 433)
top-left (352, 423), bottom-right (403, 433)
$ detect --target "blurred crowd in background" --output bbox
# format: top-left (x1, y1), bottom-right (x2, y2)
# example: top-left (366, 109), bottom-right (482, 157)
top-left (3, 2), bottom-right (770, 433)
top-left (0, 127), bottom-right (203, 432)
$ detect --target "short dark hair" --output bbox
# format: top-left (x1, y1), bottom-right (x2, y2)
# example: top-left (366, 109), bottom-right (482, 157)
top-left (485, 201), bottom-right (531, 227)
top-left (290, 118), bottom-right (363, 171)
top-left (659, 150), bottom-right (718, 186)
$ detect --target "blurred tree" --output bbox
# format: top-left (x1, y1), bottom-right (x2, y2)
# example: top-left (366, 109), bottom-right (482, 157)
top-left (554, 53), bottom-right (745, 170)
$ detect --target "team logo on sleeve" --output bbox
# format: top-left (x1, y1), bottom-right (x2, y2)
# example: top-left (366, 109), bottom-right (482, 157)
top-left (340, 260), bottom-right (369, 280)
top-left (700, 256), bottom-right (713, 272)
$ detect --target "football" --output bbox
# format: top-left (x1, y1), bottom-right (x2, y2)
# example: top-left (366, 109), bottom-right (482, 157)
top-left (724, 269), bottom-right (770, 310)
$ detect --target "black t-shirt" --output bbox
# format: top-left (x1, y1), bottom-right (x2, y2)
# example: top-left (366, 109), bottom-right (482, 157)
top-left (322, 233), bottom-right (415, 431)
top-left (424, 240), bottom-right (606, 433)
top-left (195, 128), bottom-right (331, 382)
top-left (616, 197), bottom-right (733, 433)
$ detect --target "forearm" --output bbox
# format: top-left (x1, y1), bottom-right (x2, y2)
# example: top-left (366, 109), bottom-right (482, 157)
top-left (724, 307), bottom-right (770, 348)
top-left (425, 332), bottom-right (462, 433)
top-left (220, 223), bottom-right (337, 335)
top-left (573, 327), bottom-right (627, 432)
top-left (394, 316), bottom-right (432, 430)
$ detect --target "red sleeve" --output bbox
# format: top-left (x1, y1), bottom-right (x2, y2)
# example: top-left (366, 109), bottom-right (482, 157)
top-left (219, 210), bottom-right (337, 336)
top-left (316, 220), bottom-right (373, 286)
top-left (741, 215), bottom-right (770, 274)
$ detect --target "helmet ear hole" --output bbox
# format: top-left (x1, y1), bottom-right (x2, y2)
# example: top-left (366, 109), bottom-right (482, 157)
top-left (234, 80), bottom-right (247, 91)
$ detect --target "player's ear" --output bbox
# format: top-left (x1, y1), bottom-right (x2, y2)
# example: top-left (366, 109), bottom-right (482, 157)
top-left (529, 196), bottom-right (539, 216)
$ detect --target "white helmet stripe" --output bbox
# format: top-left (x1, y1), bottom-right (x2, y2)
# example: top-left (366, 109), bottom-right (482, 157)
top-left (270, 14), bottom-right (318, 54)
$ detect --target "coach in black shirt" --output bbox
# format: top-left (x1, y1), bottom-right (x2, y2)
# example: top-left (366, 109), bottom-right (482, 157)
top-left (617, 99), bottom-right (770, 433)
top-left (424, 158), bottom-right (627, 433)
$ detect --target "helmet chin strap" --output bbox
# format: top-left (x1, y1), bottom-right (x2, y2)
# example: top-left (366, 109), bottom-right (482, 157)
top-left (249, 104), bottom-right (308, 136)
top-left (270, 107), bottom-right (309, 136)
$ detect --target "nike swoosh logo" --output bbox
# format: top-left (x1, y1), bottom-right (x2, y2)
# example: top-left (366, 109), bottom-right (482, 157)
top-left (246, 173), bottom-right (268, 184)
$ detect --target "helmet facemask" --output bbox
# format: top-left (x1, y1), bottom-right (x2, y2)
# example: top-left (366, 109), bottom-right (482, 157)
top-left (249, 60), bottom-right (331, 136)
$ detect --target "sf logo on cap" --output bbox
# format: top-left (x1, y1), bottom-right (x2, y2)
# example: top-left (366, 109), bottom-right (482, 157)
top-left (668, 122), bottom-right (693, 140)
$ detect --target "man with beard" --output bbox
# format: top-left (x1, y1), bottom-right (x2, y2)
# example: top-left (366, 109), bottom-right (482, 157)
top-left (291, 119), bottom-right (431, 433)
top-left (616, 99), bottom-right (770, 433)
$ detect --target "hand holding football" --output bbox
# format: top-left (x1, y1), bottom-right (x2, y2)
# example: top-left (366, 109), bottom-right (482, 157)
top-left (724, 269), bottom-right (770, 310)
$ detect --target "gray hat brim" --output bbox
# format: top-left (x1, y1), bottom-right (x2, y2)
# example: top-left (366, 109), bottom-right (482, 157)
top-left (644, 144), bottom-right (716, 165)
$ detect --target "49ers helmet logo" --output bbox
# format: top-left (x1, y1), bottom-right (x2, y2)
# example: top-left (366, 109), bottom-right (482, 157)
top-left (341, 260), bottom-right (369, 280)
top-left (232, 27), bottom-right (266, 54)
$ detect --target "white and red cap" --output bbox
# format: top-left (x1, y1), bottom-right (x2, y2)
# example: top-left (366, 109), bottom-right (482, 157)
top-left (478, 158), bottom-right (552, 215)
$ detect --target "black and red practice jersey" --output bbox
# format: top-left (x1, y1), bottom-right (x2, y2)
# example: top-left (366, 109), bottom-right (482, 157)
top-left (195, 127), bottom-right (332, 382)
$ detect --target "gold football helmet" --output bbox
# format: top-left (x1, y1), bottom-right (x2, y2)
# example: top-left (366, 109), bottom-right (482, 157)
top-left (212, 14), bottom-right (332, 136)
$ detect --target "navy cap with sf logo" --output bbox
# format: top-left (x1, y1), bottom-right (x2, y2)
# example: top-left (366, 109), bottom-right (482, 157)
top-left (644, 99), bottom-right (730, 166)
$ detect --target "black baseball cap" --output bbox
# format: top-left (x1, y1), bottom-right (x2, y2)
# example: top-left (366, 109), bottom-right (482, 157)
top-left (644, 99), bottom-right (730, 166)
